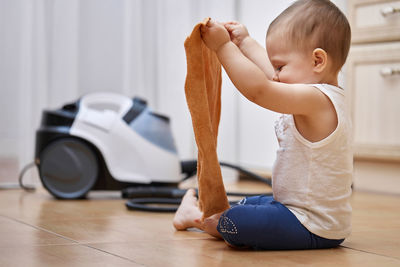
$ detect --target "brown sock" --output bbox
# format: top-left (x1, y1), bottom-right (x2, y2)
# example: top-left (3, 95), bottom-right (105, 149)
top-left (184, 18), bottom-right (230, 219)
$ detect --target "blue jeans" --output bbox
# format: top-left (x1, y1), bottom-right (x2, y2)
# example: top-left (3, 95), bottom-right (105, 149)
top-left (217, 195), bottom-right (344, 250)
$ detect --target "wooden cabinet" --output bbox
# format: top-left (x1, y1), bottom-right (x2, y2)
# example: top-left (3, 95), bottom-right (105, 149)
top-left (347, 42), bottom-right (400, 161)
top-left (347, 0), bottom-right (400, 194)
top-left (349, 0), bottom-right (400, 43)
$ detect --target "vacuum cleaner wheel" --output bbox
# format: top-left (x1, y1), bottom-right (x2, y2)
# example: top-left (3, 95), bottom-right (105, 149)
top-left (39, 138), bottom-right (98, 199)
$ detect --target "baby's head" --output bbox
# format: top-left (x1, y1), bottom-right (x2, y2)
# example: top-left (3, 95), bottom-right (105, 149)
top-left (266, 0), bottom-right (351, 83)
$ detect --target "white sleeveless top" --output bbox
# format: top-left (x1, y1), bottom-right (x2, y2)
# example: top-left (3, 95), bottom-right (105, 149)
top-left (272, 84), bottom-right (353, 239)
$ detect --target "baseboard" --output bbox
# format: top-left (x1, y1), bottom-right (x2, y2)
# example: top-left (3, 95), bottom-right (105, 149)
top-left (353, 159), bottom-right (400, 195)
top-left (0, 157), bottom-right (18, 183)
top-left (236, 160), bottom-right (400, 196)
top-left (0, 138), bottom-right (18, 158)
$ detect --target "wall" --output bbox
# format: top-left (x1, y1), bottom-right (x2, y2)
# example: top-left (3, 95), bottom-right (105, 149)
top-left (220, 0), bottom-right (347, 170)
top-left (0, 0), bottom-right (348, 179)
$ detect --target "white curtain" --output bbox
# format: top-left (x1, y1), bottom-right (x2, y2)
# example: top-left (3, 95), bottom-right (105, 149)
top-left (1, 0), bottom-right (241, 179)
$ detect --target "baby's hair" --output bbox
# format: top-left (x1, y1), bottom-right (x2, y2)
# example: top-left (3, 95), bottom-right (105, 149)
top-left (267, 0), bottom-right (351, 72)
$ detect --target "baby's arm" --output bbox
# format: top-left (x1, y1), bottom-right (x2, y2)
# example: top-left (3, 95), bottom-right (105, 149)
top-left (224, 22), bottom-right (274, 80)
top-left (201, 20), bottom-right (329, 116)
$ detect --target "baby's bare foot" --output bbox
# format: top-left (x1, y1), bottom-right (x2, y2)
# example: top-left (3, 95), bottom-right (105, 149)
top-left (173, 189), bottom-right (203, 230)
top-left (203, 212), bottom-right (224, 239)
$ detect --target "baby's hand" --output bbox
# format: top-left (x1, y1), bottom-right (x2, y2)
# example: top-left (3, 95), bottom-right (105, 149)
top-left (224, 21), bottom-right (250, 49)
top-left (201, 19), bottom-right (230, 52)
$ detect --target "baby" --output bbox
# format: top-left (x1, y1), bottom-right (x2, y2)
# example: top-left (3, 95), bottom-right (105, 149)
top-left (174, 0), bottom-right (352, 250)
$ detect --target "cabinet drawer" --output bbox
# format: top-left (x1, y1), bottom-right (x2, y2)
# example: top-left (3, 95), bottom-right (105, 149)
top-left (349, 0), bottom-right (400, 43)
top-left (346, 42), bottom-right (400, 161)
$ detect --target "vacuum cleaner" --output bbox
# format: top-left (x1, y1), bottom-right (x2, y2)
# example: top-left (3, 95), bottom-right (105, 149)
top-left (29, 92), bottom-right (271, 211)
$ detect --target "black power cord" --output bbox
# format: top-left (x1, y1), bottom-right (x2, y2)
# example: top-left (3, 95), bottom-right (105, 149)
top-left (0, 161), bottom-right (36, 191)
top-left (125, 160), bottom-right (272, 212)
top-left (18, 162), bottom-right (36, 191)
top-left (16, 159), bottom-right (272, 213)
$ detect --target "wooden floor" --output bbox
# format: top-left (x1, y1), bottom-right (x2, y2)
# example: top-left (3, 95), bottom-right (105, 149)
top-left (0, 177), bottom-right (399, 267)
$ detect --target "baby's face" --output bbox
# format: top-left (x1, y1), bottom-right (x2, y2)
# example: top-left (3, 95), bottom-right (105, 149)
top-left (266, 34), bottom-right (317, 84)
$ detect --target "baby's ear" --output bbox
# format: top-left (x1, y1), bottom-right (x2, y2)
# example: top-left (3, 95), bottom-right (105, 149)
top-left (312, 48), bottom-right (328, 73)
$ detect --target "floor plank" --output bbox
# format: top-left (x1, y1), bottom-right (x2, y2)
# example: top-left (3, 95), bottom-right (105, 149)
top-left (0, 216), bottom-right (74, 247)
top-left (343, 192), bottom-right (400, 259)
top-left (91, 239), bottom-right (400, 267)
top-left (0, 244), bottom-right (142, 267)
top-left (1, 183), bottom-right (400, 266)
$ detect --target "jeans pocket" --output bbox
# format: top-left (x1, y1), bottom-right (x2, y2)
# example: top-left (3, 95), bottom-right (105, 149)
top-left (217, 212), bottom-right (238, 235)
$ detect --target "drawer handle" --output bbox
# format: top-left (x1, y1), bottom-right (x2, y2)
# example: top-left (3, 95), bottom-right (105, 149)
top-left (380, 6), bottom-right (400, 17)
top-left (380, 67), bottom-right (400, 77)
